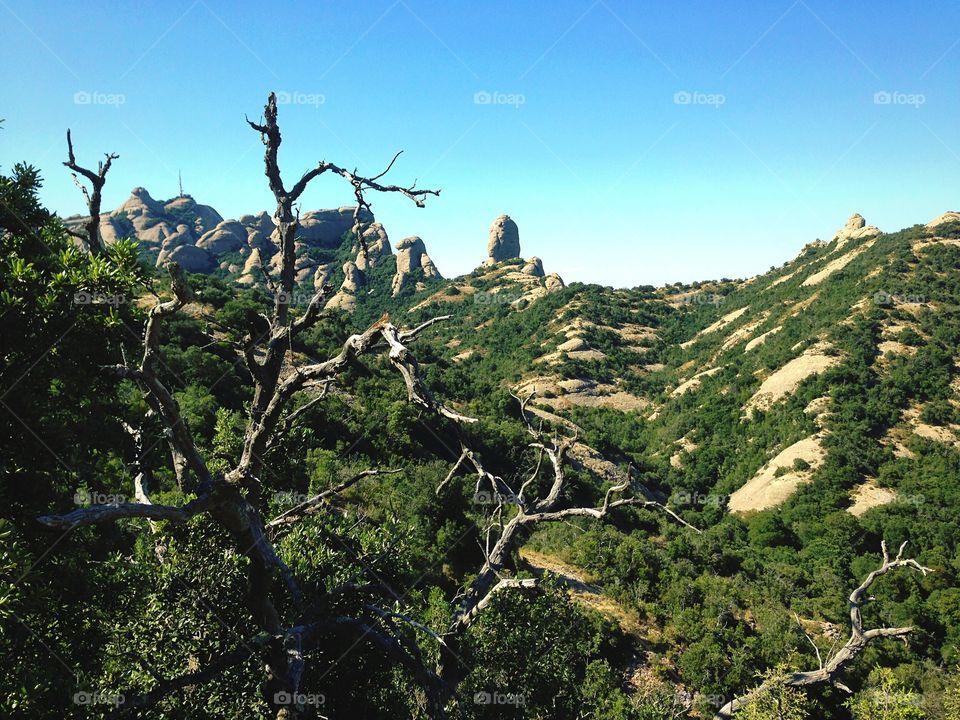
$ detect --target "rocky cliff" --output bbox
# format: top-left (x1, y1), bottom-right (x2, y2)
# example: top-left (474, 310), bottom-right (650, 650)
top-left (64, 188), bottom-right (435, 306)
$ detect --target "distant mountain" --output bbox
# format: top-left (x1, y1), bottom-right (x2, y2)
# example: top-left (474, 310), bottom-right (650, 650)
top-left (402, 209), bottom-right (960, 518)
top-left (65, 192), bottom-right (960, 519)
top-left (63, 188), bottom-right (563, 313)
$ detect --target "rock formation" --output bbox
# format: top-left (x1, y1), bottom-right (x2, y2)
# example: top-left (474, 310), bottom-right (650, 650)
top-left (927, 211), bottom-right (960, 228)
top-left (522, 256), bottom-right (545, 277)
top-left (298, 207), bottom-right (374, 247)
top-left (63, 187), bottom-right (454, 312)
top-left (392, 235), bottom-right (441, 296)
top-left (486, 214), bottom-right (520, 263)
top-left (544, 273), bottom-right (565, 292)
top-left (196, 220), bottom-right (246, 255)
top-left (163, 195), bottom-right (223, 235)
top-left (325, 261), bottom-right (365, 312)
top-left (165, 243), bottom-right (215, 273)
top-left (834, 213), bottom-right (880, 247)
top-left (354, 222), bottom-right (392, 271)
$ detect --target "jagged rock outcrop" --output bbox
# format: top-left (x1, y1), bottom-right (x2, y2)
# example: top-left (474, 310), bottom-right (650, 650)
top-left (155, 224), bottom-right (196, 266)
top-left (236, 249), bottom-right (263, 286)
top-left (355, 222), bottom-right (392, 271)
top-left (834, 213), bottom-right (880, 247)
top-left (392, 235), bottom-right (441, 296)
top-left (486, 214), bottom-right (520, 263)
top-left (522, 256), bottom-right (545, 277)
top-left (325, 261), bottom-right (364, 312)
top-left (313, 263), bottom-right (335, 290)
top-left (239, 212), bottom-right (277, 255)
top-left (97, 216), bottom-right (121, 244)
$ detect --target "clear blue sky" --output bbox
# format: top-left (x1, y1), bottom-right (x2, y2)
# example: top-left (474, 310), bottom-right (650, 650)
top-left (2, 0), bottom-right (958, 287)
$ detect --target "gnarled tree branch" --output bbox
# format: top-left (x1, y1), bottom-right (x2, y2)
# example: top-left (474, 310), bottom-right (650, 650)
top-left (714, 541), bottom-right (933, 718)
top-left (63, 129), bottom-right (118, 255)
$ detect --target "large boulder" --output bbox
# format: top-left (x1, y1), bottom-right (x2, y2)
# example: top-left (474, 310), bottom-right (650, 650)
top-left (99, 215), bottom-right (121, 244)
top-left (196, 220), bottom-right (246, 254)
top-left (544, 273), bottom-right (565, 292)
top-left (138, 221), bottom-right (177, 246)
top-left (236, 249), bottom-right (263, 286)
top-left (486, 214), bottom-right (520, 263)
top-left (163, 244), bottom-right (215, 273)
top-left (298, 207), bottom-right (374, 248)
top-left (313, 262), bottom-right (335, 290)
top-left (241, 212), bottom-right (277, 256)
top-left (522, 256), bottom-right (545, 277)
top-left (112, 187), bottom-right (165, 226)
top-left (834, 213), bottom-right (880, 247)
top-left (158, 224), bottom-right (194, 252)
top-left (112, 188), bottom-right (175, 247)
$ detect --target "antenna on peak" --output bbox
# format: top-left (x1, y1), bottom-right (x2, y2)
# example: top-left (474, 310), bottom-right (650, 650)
top-left (178, 170), bottom-right (184, 198)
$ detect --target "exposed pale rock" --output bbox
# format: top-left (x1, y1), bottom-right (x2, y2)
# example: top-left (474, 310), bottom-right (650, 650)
top-left (834, 213), bottom-right (880, 247)
top-left (313, 263), bottom-right (334, 289)
top-left (355, 222), bottom-right (392, 271)
top-left (802, 235), bottom-right (877, 286)
top-left (744, 343), bottom-right (840, 413)
top-left (325, 261), bottom-right (364, 312)
top-left (98, 215), bottom-right (121, 244)
top-left (728, 435), bottom-right (825, 512)
top-left (486, 214), bottom-right (520, 263)
top-left (298, 207), bottom-right (373, 248)
top-left (392, 235), bottom-right (441, 296)
top-left (164, 244), bottom-right (215, 273)
top-left (196, 220), bottom-right (246, 254)
top-left (744, 325), bottom-right (782, 353)
top-left (421, 254), bottom-right (440, 278)
top-left (241, 212), bottom-right (277, 254)
top-left (112, 187), bottom-right (165, 226)
top-left (848, 480), bottom-right (898, 517)
top-left (164, 195), bottom-right (223, 235)
top-left (926, 211), bottom-right (960, 228)
top-left (138, 221), bottom-right (176, 245)
top-left (544, 273), bottom-right (565, 292)
top-left (243, 248), bottom-right (262, 274)
top-left (155, 225), bottom-right (195, 267)
top-left (522, 256), bottom-right (545, 277)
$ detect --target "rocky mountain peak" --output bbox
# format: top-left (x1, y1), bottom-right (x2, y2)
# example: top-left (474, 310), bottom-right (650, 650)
top-left (834, 213), bottom-right (880, 247)
top-left (487, 214), bottom-right (520, 263)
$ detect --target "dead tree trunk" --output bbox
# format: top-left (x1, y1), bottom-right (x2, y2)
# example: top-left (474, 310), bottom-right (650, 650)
top-left (62, 129), bottom-right (117, 255)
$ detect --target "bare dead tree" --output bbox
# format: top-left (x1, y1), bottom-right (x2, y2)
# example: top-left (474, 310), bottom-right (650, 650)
top-left (63, 129), bottom-right (117, 255)
top-left (432, 390), bottom-right (701, 699)
top-left (714, 541), bottom-right (933, 718)
top-left (40, 93), bottom-right (457, 719)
